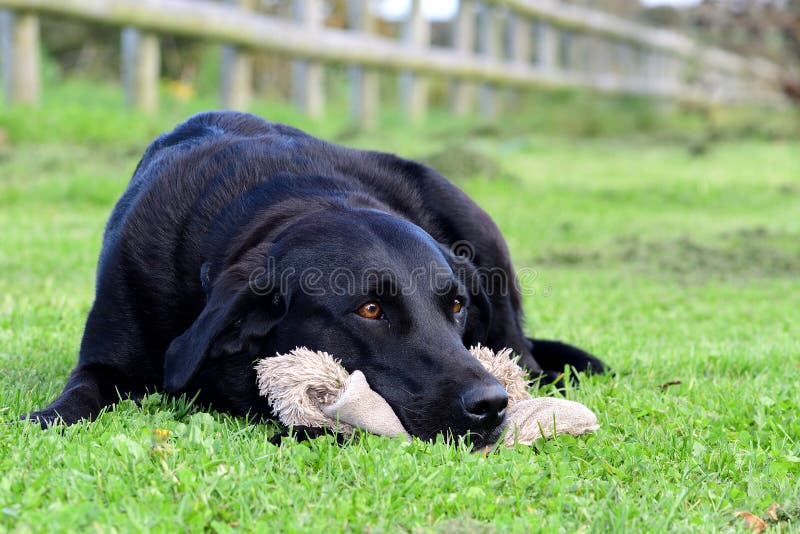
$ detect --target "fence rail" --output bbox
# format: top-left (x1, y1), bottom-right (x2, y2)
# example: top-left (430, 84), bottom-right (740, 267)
top-left (0, 0), bottom-right (787, 125)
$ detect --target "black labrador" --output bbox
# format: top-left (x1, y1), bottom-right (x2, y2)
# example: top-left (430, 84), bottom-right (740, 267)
top-left (23, 111), bottom-right (607, 445)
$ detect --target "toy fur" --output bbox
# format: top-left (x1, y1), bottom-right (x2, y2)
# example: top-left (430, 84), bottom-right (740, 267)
top-left (255, 346), bottom-right (599, 446)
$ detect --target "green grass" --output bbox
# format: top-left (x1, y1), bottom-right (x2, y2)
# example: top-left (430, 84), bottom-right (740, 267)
top-left (1, 84), bottom-right (800, 532)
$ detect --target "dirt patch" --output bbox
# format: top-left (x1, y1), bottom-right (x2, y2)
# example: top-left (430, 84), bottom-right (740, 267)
top-left (422, 144), bottom-right (513, 182)
top-left (778, 183), bottom-right (800, 196)
top-left (534, 228), bottom-right (800, 280)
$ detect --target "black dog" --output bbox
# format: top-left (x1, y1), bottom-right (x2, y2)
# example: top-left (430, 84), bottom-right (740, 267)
top-left (24, 111), bottom-right (606, 445)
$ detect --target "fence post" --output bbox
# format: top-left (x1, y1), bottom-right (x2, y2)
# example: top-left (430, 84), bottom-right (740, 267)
top-left (643, 49), bottom-right (665, 95)
top-left (615, 42), bottom-right (634, 90)
top-left (220, 0), bottom-right (255, 110)
top-left (656, 52), bottom-right (671, 95)
top-left (510, 13), bottom-right (531, 68)
top-left (560, 30), bottom-right (572, 72)
top-left (399, 0), bottom-right (429, 123)
top-left (121, 27), bottom-right (160, 112)
top-left (477, 4), bottom-right (504, 120)
top-left (578, 34), bottom-right (591, 79)
top-left (607, 40), bottom-right (624, 85)
top-left (536, 21), bottom-right (558, 77)
top-left (590, 38), bottom-right (613, 89)
top-left (663, 54), bottom-right (683, 96)
top-left (292, 0), bottom-right (325, 118)
top-left (632, 46), bottom-right (646, 93)
top-left (506, 11), bottom-right (532, 112)
top-left (348, 0), bottom-right (378, 129)
top-left (450, 0), bottom-right (476, 116)
top-left (0, 10), bottom-right (40, 105)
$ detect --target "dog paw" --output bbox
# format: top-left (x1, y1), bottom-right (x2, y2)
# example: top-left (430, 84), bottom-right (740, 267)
top-left (19, 410), bottom-right (64, 429)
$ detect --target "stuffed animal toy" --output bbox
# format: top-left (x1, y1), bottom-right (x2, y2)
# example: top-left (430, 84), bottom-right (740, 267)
top-left (255, 345), bottom-right (599, 447)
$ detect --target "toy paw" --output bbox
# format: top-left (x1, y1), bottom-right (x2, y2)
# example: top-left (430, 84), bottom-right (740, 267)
top-left (495, 397), bottom-right (600, 446)
top-left (321, 370), bottom-right (408, 439)
top-left (255, 347), bottom-right (407, 438)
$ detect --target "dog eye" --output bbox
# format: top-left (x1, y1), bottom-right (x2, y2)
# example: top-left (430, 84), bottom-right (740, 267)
top-left (356, 302), bottom-right (384, 320)
top-left (452, 298), bottom-right (463, 314)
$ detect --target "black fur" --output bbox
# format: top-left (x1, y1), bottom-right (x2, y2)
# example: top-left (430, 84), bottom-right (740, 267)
top-left (23, 112), bottom-right (608, 445)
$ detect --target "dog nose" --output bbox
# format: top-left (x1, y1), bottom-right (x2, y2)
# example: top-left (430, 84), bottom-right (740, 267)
top-left (460, 383), bottom-right (508, 429)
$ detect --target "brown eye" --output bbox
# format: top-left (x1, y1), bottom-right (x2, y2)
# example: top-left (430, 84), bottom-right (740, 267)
top-left (357, 302), bottom-right (383, 320)
top-left (452, 298), bottom-right (463, 314)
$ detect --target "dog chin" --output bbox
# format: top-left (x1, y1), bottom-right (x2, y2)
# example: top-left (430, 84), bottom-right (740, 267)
top-left (407, 422), bottom-right (505, 450)
top-left (395, 403), bottom-right (505, 449)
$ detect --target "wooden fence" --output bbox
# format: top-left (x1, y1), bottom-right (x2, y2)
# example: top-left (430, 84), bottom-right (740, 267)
top-left (0, 0), bottom-right (787, 126)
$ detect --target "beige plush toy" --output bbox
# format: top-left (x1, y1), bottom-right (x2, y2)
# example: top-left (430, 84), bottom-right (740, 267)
top-left (255, 346), bottom-right (599, 447)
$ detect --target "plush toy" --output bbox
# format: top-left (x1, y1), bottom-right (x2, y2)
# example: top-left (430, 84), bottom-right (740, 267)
top-left (255, 346), bottom-right (599, 446)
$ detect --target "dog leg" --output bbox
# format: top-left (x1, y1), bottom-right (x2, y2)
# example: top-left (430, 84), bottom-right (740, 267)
top-left (268, 425), bottom-right (350, 446)
top-left (21, 364), bottom-right (142, 427)
top-left (527, 338), bottom-right (610, 377)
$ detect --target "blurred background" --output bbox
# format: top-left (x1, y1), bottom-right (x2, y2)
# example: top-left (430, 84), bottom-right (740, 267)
top-left (1, 0), bottom-right (799, 325)
top-left (0, 0), bottom-right (798, 285)
top-left (0, 0), bottom-right (799, 142)
top-left (1, 0), bottom-right (799, 309)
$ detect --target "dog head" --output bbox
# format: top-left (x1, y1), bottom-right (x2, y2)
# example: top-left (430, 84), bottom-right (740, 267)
top-left (165, 207), bottom-right (507, 445)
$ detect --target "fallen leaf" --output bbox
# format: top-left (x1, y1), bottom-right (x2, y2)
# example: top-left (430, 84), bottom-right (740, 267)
top-left (166, 80), bottom-right (195, 101)
top-left (660, 379), bottom-right (682, 391)
top-left (766, 503), bottom-right (780, 522)
top-left (734, 511), bottom-right (767, 533)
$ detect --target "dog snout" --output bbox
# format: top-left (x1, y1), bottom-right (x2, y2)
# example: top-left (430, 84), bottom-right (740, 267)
top-left (459, 382), bottom-right (508, 430)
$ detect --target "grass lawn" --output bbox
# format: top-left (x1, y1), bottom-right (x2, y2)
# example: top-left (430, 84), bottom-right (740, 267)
top-left (1, 88), bottom-right (799, 531)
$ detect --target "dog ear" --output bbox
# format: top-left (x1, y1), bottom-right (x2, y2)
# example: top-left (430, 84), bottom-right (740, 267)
top-left (163, 271), bottom-right (286, 393)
